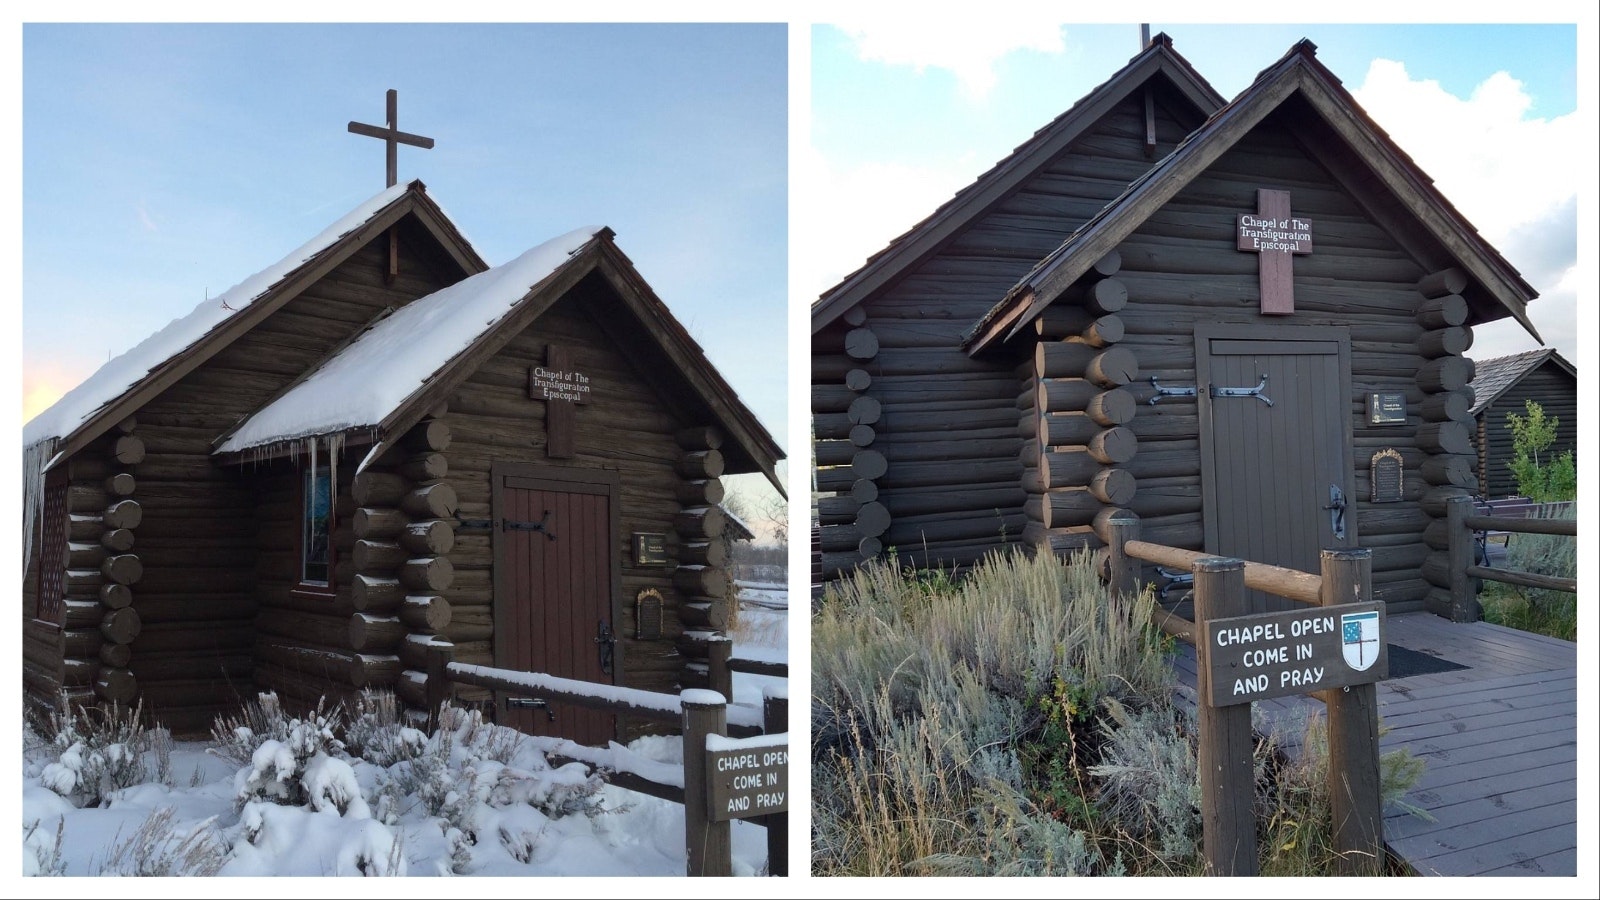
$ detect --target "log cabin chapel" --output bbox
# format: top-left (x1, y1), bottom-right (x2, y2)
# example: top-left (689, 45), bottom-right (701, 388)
top-left (811, 35), bottom-right (1546, 617)
top-left (23, 92), bottom-right (785, 741)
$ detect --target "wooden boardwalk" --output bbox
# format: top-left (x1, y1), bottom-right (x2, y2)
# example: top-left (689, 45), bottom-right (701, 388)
top-left (1170, 611), bottom-right (1578, 876)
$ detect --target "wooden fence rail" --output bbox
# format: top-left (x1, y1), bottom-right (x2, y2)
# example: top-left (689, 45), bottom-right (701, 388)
top-left (1442, 496), bottom-right (1577, 621)
top-left (705, 635), bottom-right (790, 708)
top-left (1105, 518), bottom-right (1382, 876)
top-left (424, 645), bottom-right (788, 876)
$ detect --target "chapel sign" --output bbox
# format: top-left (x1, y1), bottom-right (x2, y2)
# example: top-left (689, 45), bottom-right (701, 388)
top-left (1236, 188), bottom-right (1312, 315)
top-left (1202, 602), bottom-right (1386, 706)
top-left (706, 739), bottom-right (789, 822)
top-left (533, 344), bottom-right (591, 459)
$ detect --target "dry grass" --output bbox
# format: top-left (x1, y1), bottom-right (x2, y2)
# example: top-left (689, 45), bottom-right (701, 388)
top-left (811, 548), bottom-right (1424, 877)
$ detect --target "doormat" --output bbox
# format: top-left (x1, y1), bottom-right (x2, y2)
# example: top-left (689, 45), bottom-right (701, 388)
top-left (1386, 644), bottom-right (1468, 678)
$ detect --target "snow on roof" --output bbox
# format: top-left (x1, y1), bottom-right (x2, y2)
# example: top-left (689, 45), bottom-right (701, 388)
top-left (23, 183), bottom-right (411, 452)
top-left (216, 226), bottom-right (602, 454)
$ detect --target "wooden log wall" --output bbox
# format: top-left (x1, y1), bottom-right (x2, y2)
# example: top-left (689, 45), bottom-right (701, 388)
top-left (812, 85), bottom-right (1206, 578)
top-left (23, 423), bottom-right (149, 717)
top-left (1080, 110), bottom-right (1449, 611)
top-left (673, 426), bottom-right (735, 691)
top-left (123, 224), bottom-right (465, 735)
top-left (1408, 269), bottom-right (1481, 619)
top-left (251, 457), bottom-right (364, 715)
top-left (355, 414), bottom-right (455, 710)
top-left (440, 286), bottom-right (705, 737)
top-left (1021, 252), bottom-right (1139, 558)
top-left (813, 304), bottom-right (888, 578)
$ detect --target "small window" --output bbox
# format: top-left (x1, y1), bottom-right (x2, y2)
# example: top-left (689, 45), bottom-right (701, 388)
top-left (301, 463), bottom-right (333, 588)
top-left (35, 471), bottom-right (69, 625)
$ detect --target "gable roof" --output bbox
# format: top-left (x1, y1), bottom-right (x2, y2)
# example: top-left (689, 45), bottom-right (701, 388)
top-left (1468, 348), bottom-right (1577, 416)
top-left (23, 180), bottom-right (485, 469)
top-left (965, 39), bottom-right (1542, 356)
top-left (810, 33), bottom-right (1225, 334)
top-left (216, 229), bottom-right (787, 496)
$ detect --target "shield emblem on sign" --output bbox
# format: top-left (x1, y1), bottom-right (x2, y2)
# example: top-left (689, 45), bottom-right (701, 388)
top-left (1341, 610), bottom-right (1380, 671)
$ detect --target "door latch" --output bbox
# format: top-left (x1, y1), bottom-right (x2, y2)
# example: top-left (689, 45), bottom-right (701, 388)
top-left (507, 696), bottom-right (556, 721)
top-left (1323, 484), bottom-right (1347, 540)
top-left (502, 509), bottom-right (556, 540)
top-left (1209, 374), bottom-right (1273, 406)
top-left (1148, 376), bottom-right (1198, 405)
top-left (595, 619), bottom-right (616, 675)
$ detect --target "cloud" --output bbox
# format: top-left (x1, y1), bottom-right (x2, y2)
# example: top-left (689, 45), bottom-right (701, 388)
top-left (838, 18), bottom-right (1066, 99)
top-left (1351, 59), bottom-right (1578, 266)
top-left (137, 199), bottom-right (159, 231)
top-left (1351, 59), bottom-right (1578, 359)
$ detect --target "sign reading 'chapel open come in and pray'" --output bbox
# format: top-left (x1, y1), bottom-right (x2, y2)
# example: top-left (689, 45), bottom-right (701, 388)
top-left (1202, 601), bottom-right (1386, 707)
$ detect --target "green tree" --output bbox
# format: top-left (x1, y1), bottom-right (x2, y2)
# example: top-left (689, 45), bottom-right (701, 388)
top-left (1504, 400), bottom-right (1577, 502)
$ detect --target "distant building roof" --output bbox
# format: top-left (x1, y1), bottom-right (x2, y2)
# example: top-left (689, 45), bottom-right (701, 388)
top-left (1469, 348), bottom-right (1576, 416)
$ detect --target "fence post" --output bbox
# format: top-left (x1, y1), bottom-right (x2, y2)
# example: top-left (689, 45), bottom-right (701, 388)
top-left (708, 634), bottom-right (734, 703)
top-left (425, 643), bottom-right (452, 725)
top-left (682, 690), bottom-right (730, 877)
top-left (1445, 496), bottom-right (1477, 622)
top-left (1319, 547), bottom-right (1384, 875)
top-left (1193, 556), bottom-right (1257, 877)
top-left (1105, 515), bottom-right (1141, 598)
top-left (763, 688), bottom-right (789, 877)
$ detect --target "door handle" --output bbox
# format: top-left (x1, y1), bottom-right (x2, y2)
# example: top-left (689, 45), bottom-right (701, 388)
top-left (507, 696), bottom-right (556, 722)
top-left (595, 619), bottom-right (616, 675)
top-left (1322, 484), bottom-right (1347, 540)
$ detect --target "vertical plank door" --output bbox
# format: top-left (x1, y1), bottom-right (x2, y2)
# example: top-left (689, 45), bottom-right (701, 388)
top-left (497, 470), bottom-right (620, 745)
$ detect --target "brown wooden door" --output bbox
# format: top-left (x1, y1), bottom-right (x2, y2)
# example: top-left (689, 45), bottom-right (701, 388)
top-left (494, 467), bottom-right (621, 745)
top-left (1197, 326), bottom-right (1356, 612)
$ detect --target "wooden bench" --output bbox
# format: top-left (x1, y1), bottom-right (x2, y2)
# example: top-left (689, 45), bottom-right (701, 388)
top-left (1473, 496), bottom-right (1574, 552)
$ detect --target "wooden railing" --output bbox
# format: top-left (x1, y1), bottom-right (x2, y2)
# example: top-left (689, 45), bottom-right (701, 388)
top-left (1104, 518), bottom-right (1383, 877)
top-left (1440, 496), bottom-right (1577, 622)
top-left (705, 634), bottom-right (788, 707)
top-left (424, 646), bottom-right (788, 876)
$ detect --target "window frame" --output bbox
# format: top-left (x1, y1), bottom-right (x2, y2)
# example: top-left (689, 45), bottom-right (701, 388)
top-left (294, 459), bottom-right (337, 597)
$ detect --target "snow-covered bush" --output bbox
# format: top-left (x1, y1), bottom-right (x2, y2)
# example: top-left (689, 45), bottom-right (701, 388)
top-left (342, 689), bottom-right (426, 767)
top-left (98, 806), bottom-right (228, 876)
top-left (219, 693), bottom-right (351, 810)
top-left (37, 696), bottom-right (160, 808)
top-left (210, 692), bottom-right (345, 768)
top-left (23, 819), bottom-right (66, 876)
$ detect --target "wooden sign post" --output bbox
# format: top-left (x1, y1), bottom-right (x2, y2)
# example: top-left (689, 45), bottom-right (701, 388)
top-left (1237, 188), bottom-right (1312, 315)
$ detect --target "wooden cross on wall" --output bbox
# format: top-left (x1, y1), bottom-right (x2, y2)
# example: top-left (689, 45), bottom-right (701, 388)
top-left (530, 345), bottom-right (592, 459)
top-left (1236, 189), bottom-right (1313, 315)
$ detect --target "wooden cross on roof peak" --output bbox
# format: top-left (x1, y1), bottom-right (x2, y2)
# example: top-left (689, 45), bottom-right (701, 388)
top-left (348, 89), bottom-right (435, 188)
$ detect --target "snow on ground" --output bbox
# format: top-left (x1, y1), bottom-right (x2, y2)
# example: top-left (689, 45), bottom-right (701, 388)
top-left (21, 580), bottom-right (789, 879)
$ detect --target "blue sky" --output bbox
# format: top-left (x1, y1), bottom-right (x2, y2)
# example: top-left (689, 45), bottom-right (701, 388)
top-left (21, 22), bottom-right (788, 512)
top-left (804, 20), bottom-right (1591, 367)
